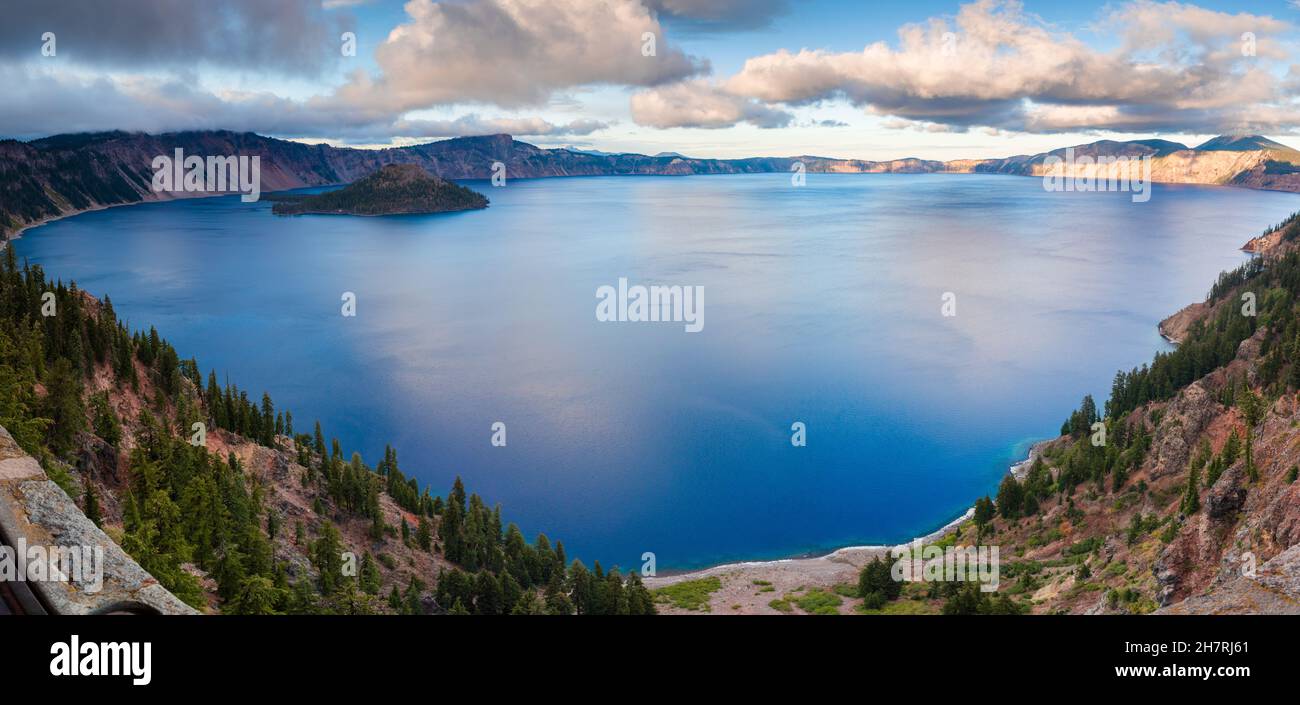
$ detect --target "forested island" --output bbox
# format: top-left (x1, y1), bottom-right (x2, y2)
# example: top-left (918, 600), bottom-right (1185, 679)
top-left (268, 163), bottom-right (488, 217)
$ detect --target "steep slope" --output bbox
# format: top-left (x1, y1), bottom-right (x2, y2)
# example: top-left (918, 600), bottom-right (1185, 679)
top-left (980, 216), bottom-right (1300, 614)
top-left (0, 251), bottom-right (655, 615)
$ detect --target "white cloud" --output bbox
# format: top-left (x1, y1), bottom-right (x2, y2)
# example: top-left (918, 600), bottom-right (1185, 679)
top-left (326, 0), bottom-right (706, 113)
top-left (635, 0), bottom-right (1300, 134)
top-left (630, 80), bottom-right (794, 129)
top-left (0, 65), bottom-right (607, 143)
top-left (5, 0), bottom-right (1300, 142)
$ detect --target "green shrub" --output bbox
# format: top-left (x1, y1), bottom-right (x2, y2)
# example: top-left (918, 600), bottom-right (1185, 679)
top-left (794, 589), bottom-right (843, 615)
top-left (652, 577), bottom-right (722, 611)
top-left (861, 591), bottom-right (886, 610)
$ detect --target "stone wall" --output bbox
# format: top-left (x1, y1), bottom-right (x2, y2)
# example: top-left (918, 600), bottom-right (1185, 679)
top-left (0, 425), bottom-right (196, 615)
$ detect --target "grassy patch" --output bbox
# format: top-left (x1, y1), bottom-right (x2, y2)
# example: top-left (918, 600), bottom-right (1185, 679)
top-left (768, 597), bottom-right (793, 613)
top-left (794, 589), bottom-right (843, 615)
top-left (856, 599), bottom-right (936, 615)
top-left (832, 583), bottom-right (859, 598)
top-left (1065, 536), bottom-right (1101, 556)
top-left (652, 577), bottom-right (722, 611)
top-left (1003, 560), bottom-right (1043, 578)
top-left (1066, 581), bottom-right (1106, 599)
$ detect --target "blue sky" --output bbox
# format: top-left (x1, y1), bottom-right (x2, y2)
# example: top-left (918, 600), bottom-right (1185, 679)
top-left (2, 0), bottom-right (1299, 159)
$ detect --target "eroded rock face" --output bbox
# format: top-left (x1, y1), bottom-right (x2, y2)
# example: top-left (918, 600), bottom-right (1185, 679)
top-left (76, 434), bottom-right (121, 487)
top-left (1149, 382), bottom-right (1221, 480)
top-left (1155, 513), bottom-right (1227, 607)
top-left (1158, 544), bottom-right (1300, 614)
top-left (1154, 463), bottom-right (1259, 606)
top-left (1207, 464), bottom-right (1248, 520)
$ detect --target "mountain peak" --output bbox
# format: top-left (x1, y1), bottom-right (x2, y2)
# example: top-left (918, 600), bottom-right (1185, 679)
top-left (1195, 135), bottom-right (1295, 153)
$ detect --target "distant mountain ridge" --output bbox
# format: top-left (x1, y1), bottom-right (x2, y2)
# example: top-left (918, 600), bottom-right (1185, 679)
top-left (1195, 134), bottom-right (1300, 154)
top-left (3, 130), bottom-right (1299, 239)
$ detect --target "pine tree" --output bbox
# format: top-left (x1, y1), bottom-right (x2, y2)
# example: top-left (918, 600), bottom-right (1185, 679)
top-left (1240, 389), bottom-right (1264, 482)
top-left (41, 358), bottom-right (85, 456)
top-left (90, 392), bottom-right (122, 447)
top-left (404, 576), bottom-right (423, 615)
top-left (499, 572), bottom-right (522, 614)
top-left (473, 570), bottom-right (503, 615)
top-left (229, 575), bottom-right (280, 615)
top-left (857, 554), bottom-right (901, 602)
top-left (1181, 466), bottom-right (1201, 515)
top-left (83, 484), bottom-right (102, 527)
top-left (359, 552), bottom-right (381, 595)
top-left (312, 521), bottom-right (344, 595)
top-left (416, 516), bottom-right (432, 551)
top-left (511, 591), bottom-right (547, 615)
top-left (973, 495), bottom-right (995, 541)
top-left (995, 474), bottom-right (1024, 519)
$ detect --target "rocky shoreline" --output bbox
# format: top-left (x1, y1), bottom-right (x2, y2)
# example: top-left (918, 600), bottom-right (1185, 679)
top-left (644, 439), bottom-right (1051, 612)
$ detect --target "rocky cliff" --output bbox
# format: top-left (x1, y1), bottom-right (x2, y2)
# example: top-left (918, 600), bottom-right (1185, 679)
top-left (976, 215), bottom-right (1300, 615)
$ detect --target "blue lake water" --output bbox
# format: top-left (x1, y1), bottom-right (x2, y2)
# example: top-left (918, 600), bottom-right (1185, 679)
top-left (13, 173), bottom-right (1300, 571)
